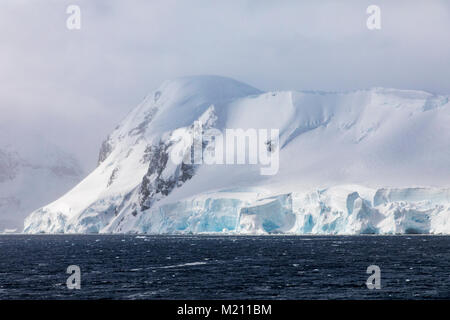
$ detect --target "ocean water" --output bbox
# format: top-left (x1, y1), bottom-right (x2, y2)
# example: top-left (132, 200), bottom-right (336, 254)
top-left (0, 235), bottom-right (449, 299)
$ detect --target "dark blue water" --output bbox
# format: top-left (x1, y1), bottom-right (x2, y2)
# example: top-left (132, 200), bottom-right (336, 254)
top-left (0, 235), bottom-right (449, 299)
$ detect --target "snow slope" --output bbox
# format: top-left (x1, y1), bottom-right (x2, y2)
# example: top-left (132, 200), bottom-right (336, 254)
top-left (24, 75), bottom-right (450, 234)
top-left (0, 136), bottom-right (83, 232)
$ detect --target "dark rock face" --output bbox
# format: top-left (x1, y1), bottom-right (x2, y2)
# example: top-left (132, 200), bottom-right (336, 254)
top-left (138, 140), bottom-right (196, 211)
top-left (137, 109), bottom-right (216, 214)
top-left (98, 137), bottom-right (113, 165)
top-left (139, 142), bottom-right (170, 210)
top-left (107, 167), bottom-right (119, 187)
top-left (129, 107), bottom-right (159, 137)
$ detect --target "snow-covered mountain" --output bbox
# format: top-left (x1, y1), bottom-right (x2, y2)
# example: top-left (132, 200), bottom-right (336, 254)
top-left (0, 137), bottom-right (83, 232)
top-left (24, 75), bottom-right (450, 234)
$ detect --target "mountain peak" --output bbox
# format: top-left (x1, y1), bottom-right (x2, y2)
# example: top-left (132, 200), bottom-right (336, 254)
top-left (154, 75), bottom-right (262, 104)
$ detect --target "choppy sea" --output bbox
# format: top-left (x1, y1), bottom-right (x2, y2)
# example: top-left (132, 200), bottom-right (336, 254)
top-left (0, 235), bottom-right (449, 299)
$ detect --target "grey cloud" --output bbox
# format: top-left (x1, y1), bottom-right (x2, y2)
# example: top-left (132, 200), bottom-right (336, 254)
top-left (0, 0), bottom-right (449, 169)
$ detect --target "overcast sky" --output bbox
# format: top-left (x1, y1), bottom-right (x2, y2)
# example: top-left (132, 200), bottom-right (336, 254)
top-left (1, 0), bottom-right (449, 170)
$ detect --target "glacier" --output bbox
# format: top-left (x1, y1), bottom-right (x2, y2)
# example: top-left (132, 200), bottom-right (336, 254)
top-left (129, 186), bottom-right (450, 235)
top-left (23, 75), bottom-right (450, 234)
